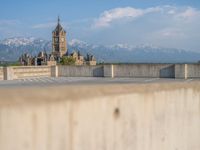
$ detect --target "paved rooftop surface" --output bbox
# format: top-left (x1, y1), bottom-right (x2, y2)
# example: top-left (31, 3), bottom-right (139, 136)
top-left (0, 77), bottom-right (197, 88)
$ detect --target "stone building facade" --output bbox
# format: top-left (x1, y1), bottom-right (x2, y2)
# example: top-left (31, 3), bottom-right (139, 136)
top-left (19, 17), bottom-right (96, 66)
top-left (52, 17), bottom-right (67, 60)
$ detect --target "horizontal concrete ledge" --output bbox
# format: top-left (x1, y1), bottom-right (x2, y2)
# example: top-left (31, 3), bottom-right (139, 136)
top-left (0, 81), bottom-right (199, 150)
top-left (1, 63), bottom-right (200, 80)
top-left (0, 81), bottom-right (200, 105)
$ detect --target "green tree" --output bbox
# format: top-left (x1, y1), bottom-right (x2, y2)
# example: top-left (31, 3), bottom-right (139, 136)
top-left (60, 56), bottom-right (76, 65)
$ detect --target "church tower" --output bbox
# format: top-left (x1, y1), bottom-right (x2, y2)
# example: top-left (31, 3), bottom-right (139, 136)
top-left (52, 17), bottom-right (67, 59)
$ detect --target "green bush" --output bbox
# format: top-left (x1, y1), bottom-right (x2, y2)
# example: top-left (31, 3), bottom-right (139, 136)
top-left (60, 56), bottom-right (76, 65)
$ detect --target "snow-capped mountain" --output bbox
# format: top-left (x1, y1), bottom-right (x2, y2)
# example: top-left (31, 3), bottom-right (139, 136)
top-left (0, 37), bottom-right (51, 61)
top-left (0, 37), bottom-right (50, 48)
top-left (68, 39), bottom-right (200, 63)
top-left (0, 37), bottom-right (200, 63)
top-left (68, 39), bottom-right (90, 48)
top-left (0, 37), bottom-right (34, 46)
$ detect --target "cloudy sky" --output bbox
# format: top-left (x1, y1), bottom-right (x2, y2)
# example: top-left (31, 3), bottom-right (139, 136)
top-left (0, 0), bottom-right (200, 51)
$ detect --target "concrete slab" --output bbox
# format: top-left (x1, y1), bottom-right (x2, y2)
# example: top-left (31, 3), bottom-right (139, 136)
top-left (0, 77), bottom-right (197, 88)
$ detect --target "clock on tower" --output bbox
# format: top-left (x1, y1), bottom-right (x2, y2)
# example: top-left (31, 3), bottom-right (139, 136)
top-left (52, 16), bottom-right (67, 60)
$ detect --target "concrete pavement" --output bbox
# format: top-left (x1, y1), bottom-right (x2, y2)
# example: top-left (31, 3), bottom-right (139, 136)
top-left (0, 77), bottom-right (197, 88)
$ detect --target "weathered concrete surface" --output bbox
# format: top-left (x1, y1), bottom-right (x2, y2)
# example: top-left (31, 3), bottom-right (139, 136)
top-left (104, 65), bottom-right (114, 78)
top-left (58, 65), bottom-right (104, 77)
top-left (187, 64), bottom-right (200, 78)
top-left (3, 67), bottom-right (15, 80)
top-left (2, 64), bottom-right (200, 80)
top-left (110, 64), bottom-right (175, 78)
top-left (51, 65), bottom-right (58, 77)
top-left (0, 67), bottom-right (3, 80)
top-left (175, 64), bottom-right (187, 79)
top-left (0, 82), bottom-right (200, 150)
top-left (12, 66), bottom-right (51, 79)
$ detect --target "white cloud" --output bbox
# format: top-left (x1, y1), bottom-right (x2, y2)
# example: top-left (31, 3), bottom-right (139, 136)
top-left (167, 10), bottom-right (176, 15)
top-left (92, 6), bottom-right (200, 29)
top-left (93, 7), bottom-right (162, 28)
top-left (0, 20), bottom-right (20, 26)
top-left (32, 22), bottom-right (55, 29)
top-left (175, 7), bottom-right (200, 20)
top-left (87, 6), bottom-right (200, 51)
top-left (160, 28), bottom-right (186, 38)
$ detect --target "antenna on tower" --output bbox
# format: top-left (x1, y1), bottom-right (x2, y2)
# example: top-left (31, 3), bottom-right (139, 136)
top-left (58, 16), bottom-right (60, 24)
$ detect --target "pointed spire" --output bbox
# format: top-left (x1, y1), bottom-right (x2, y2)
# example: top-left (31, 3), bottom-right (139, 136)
top-left (58, 16), bottom-right (60, 24)
top-left (53, 16), bottom-right (66, 33)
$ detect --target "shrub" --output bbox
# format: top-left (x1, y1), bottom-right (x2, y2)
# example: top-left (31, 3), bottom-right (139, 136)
top-left (60, 56), bottom-right (76, 65)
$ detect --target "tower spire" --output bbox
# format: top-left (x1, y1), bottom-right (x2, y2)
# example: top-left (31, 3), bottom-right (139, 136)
top-left (58, 16), bottom-right (60, 24)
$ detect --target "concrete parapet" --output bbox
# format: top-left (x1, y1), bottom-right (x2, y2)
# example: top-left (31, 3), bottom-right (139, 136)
top-left (51, 65), bottom-right (58, 77)
top-left (3, 67), bottom-right (14, 80)
top-left (175, 64), bottom-right (187, 79)
top-left (104, 64), bottom-right (175, 78)
top-left (103, 65), bottom-right (114, 78)
top-left (187, 64), bottom-right (200, 78)
top-left (0, 82), bottom-right (199, 150)
top-left (0, 67), bottom-right (4, 80)
top-left (58, 65), bottom-right (104, 77)
top-left (12, 66), bottom-right (51, 79)
top-left (1, 64), bottom-right (200, 80)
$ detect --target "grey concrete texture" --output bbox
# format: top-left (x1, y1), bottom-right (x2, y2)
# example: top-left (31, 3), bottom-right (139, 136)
top-left (112, 64), bottom-right (175, 78)
top-left (58, 65), bottom-right (104, 77)
top-left (0, 77), bottom-right (194, 88)
top-left (175, 64), bottom-right (187, 79)
top-left (0, 82), bottom-right (200, 150)
top-left (187, 64), bottom-right (200, 78)
top-left (0, 67), bottom-right (3, 80)
top-left (1, 63), bottom-right (200, 80)
top-left (103, 65), bottom-right (113, 77)
top-left (12, 66), bottom-right (51, 79)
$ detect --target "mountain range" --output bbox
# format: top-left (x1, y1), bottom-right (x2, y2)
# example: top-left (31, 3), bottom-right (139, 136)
top-left (0, 37), bottom-right (200, 63)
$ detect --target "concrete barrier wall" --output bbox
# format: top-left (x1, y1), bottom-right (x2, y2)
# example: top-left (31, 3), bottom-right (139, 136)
top-left (175, 64), bottom-right (187, 79)
top-left (0, 83), bottom-right (199, 150)
top-left (107, 64), bottom-right (175, 78)
top-left (0, 67), bottom-right (3, 80)
top-left (12, 66), bottom-right (51, 79)
top-left (104, 65), bottom-right (114, 78)
top-left (187, 64), bottom-right (200, 78)
top-left (58, 65), bottom-right (104, 77)
top-left (1, 64), bottom-right (200, 80)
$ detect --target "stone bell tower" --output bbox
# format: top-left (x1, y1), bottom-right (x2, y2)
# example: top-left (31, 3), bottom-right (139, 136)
top-left (52, 16), bottom-right (67, 60)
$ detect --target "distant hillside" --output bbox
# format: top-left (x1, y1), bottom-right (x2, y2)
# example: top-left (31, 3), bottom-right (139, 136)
top-left (0, 37), bottom-right (200, 63)
top-left (0, 37), bottom-right (51, 61)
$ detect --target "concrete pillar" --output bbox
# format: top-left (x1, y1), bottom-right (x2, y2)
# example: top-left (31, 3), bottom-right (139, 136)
top-left (185, 64), bottom-right (188, 79)
top-left (51, 65), bottom-right (58, 77)
top-left (103, 65), bottom-right (114, 78)
top-left (111, 65), bottom-right (114, 78)
top-left (175, 64), bottom-right (188, 79)
top-left (3, 67), bottom-right (14, 80)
